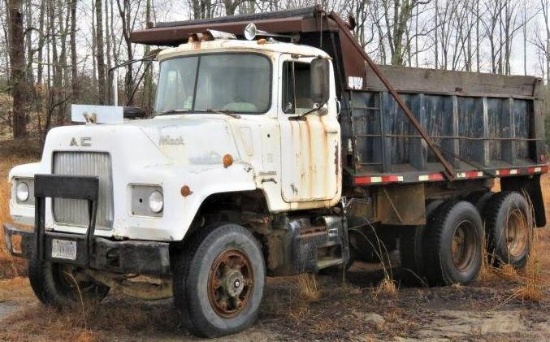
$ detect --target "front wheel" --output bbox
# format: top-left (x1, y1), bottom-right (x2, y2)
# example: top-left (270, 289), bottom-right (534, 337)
top-left (173, 223), bottom-right (265, 338)
top-left (28, 259), bottom-right (110, 308)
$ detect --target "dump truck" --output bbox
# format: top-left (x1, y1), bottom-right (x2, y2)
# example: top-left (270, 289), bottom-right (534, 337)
top-left (3, 5), bottom-right (547, 338)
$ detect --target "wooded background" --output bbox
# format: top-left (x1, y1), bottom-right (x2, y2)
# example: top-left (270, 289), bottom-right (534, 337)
top-left (1, 0), bottom-right (550, 140)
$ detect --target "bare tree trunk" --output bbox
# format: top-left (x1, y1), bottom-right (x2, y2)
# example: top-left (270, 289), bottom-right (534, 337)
top-left (91, 0), bottom-right (97, 93)
top-left (48, 0), bottom-right (61, 128)
top-left (36, 0), bottom-right (45, 85)
top-left (43, 0), bottom-right (56, 137)
top-left (56, 0), bottom-right (70, 125)
top-left (383, 0), bottom-right (429, 66)
top-left (124, 0), bottom-right (132, 103)
top-left (96, 0), bottom-right (106, 104)
top-left (414, 3), bottom-right (418, 67)
top-left (105, 0), bottom-right (112, 100)
top-left (543, 0), bottom-right (550, 83)
top-left (24, 0), bottom-right (33, 84)
top-left (7, 0), bottom-right (28, 138)
top-left (191, 0), bottom-right (213, 19)
top-left (466, 1), bottom-right (472, 72)
top-left (143, 0), bottom-right (153, 114)
top-left (434, 0), bottom-right (439, 69)
top-left (523, 1), bottom-right (527, 75)
top-left (503, 2), bottom-right (510, 74)
top-left (109, 0), bottom-right (118, 68)
top-left (116, 0), bottom-right (134, 105)
top-left (70, 0), bottom-right (78, 102)
top-left (476, 0), bottom-right (480, 72)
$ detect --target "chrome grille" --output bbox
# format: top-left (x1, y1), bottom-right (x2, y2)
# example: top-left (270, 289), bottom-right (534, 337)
top-left (52, 152), bottom-right (114, 230)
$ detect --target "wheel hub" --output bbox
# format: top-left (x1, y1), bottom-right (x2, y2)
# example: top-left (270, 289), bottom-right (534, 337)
top-left (224, 270), bottom-right (245, 297)
top-left (208, 249), bottom-right (254, 318)
top-left (451, 221), bottom-right (475, 271)
top-left (506, 209), bottom-right (528, 258)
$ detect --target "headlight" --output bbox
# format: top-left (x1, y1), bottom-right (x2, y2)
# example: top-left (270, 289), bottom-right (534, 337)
top-left (131, 185), bottom-right (163, 217)
top-left (16, 182), bottom-right (30, 202)
top-left (148, 190), bottom-right (164, 213)
top-left (13, 178), bottom-right (34, 205)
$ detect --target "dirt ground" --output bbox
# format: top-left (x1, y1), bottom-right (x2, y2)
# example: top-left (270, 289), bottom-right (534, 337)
top-left (1, 247), bottom-right (550, 341)
top-left (1, 142), bottom-right (550, 341)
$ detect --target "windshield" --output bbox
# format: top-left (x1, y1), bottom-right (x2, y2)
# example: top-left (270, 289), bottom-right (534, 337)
top-left (154, 53), bottom-right (271, 115)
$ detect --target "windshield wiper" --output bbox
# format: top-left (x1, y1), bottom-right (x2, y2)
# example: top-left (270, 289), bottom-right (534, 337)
top-left (204, 109), bottom-right (241, 119)
top-left (157, 109), bottom-right (191, 116)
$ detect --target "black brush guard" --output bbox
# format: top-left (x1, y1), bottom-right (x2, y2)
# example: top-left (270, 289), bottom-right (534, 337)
top-left (3, 174), bottom-right (170, 275)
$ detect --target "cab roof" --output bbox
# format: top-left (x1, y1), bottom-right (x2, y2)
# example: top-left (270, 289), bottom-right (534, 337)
top-left (156, 38), bottom-right (329, 61)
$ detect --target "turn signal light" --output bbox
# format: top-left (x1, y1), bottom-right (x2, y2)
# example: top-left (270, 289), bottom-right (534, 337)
top-left (181, 185), bottom-right (193, 197)
top-left (223, 154), bottom-right (233, 168)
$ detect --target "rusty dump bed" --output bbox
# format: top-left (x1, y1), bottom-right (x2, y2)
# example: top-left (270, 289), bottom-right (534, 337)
top-left (131, 6), bottom-right (547, 186)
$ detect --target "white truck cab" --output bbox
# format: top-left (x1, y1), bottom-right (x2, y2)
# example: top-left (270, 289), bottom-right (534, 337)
top-left (9, 39), bottom-right (341, 241)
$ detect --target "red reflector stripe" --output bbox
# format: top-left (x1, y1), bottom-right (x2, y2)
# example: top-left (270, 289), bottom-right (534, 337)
top-left (456, 171), bottom-right (484, 179)
top-left (527, 165), bottom-right (549, 174)
top-left (355, 165), bottom-right (548, 186)
top-left (418, 173), bottom-right (444, 182)
top-left (354, 175), bottom-right (404, 185)
top-left (496, 169), bottom-right (520, 176)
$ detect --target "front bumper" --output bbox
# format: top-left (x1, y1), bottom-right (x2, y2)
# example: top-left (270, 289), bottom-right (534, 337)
top-left (3, 223), bottom-right (171, 275)
top-left (3, 174), bottom-right (171, 276)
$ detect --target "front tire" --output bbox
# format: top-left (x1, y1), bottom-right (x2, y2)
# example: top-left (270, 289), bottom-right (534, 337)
top-left (424, 201), bottom-right (483, 286)
top-left (28, 259), bottom-right (109, 308)
top-left (173, 223), bottom-right (265, 338)
top-left (483, 191), bottom-right (533, 269)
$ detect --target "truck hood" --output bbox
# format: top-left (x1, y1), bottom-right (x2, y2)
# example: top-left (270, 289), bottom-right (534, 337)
top-left (43, 115), bottom-right (241, 167)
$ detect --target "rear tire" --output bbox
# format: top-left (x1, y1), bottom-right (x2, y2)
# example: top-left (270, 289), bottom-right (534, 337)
top-left (465, 191), bottom-right (493, 212)
top-left (173, 223), bottom-right (265, 338)
top-left (424, 201), bottom-right (483, 286)
top-left (398, 200), bottom-right (443, 286)
top-left (28, 259), bottom-right (109, 308)
top-left (483, 191), bottom-right (532, 269)
top-left (399, 225), bottom-right (426, 286)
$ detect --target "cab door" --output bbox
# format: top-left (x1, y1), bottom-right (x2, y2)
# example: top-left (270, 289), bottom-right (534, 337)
top-left (278, 56), bottom-right (340, 203)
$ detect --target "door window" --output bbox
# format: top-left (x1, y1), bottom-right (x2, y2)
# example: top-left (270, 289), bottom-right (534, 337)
top-left (282, 61), bottom-right (314, 114)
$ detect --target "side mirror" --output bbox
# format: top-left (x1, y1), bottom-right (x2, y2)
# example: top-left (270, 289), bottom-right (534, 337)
top-left (123, 106), bottom-right (146, 119)
top-left (310, 57), bottom-right (330, 105)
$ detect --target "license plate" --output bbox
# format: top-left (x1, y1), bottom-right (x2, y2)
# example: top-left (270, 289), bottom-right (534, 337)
top-left (51, 239), bottom-right (77, 260)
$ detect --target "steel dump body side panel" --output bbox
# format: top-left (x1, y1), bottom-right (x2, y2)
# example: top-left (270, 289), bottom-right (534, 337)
top-left (343, 89), bottom-right (542, 181)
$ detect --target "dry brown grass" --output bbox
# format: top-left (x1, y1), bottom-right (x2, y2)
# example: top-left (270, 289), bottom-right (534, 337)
top-left (298, 273), bottom-right (321, 302)
top-left (0, 295), bottom-right (183, 341)
top-left (0, 277), bottom-right (34, 303)
top-left (0, 179), bottom-right (11, 260)
top-left (511, 229), bottom-right (545, 302)
top-left (373, 276), bottom-right (397, 298)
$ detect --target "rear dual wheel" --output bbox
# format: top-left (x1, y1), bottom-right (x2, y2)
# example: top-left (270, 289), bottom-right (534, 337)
top-left (424, 201), bottom-right (483, 286)
top-left (483, 191), bottom-right (532, 269)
